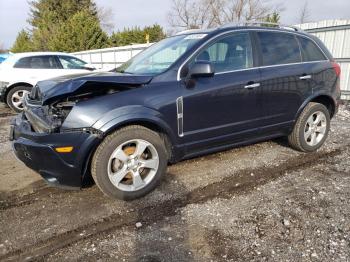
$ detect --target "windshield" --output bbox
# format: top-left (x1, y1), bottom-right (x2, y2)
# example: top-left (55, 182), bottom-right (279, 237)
top-left (59, 56), bottom-right (87, 69)
top-left (116, 34), bottom-right (207, 75)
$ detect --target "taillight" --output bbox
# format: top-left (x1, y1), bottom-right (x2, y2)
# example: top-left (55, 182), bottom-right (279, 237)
top-left (332, 61), bottom-right (341, 77)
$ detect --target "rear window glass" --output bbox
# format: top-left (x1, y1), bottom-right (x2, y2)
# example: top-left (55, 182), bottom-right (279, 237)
top-left (298, 37), bottom-right (327, 62)
top-left (257, 32), bottom-right (301, 66)
top-left (14, 56), bottom-right (60, 69)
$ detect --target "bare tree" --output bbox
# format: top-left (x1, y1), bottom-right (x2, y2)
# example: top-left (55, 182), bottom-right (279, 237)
top-left (168, 0), bottom-right (278, 31)
top-left (0, 42), bottom-right (6, 53)
top-left (98, 6), bottom-right (115, 34)
top-left (297, 1), bottom-right (311, 24)
top-left (167, 0), bottom-right (216, 29)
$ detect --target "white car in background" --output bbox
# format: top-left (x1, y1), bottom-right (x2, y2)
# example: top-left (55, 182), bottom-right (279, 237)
top-left (0, 52), bottom-right (96, 112)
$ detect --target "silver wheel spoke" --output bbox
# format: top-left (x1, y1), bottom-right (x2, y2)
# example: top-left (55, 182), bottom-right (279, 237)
top-left (111, 148), bottom-right (128, 162)
top-left (12, 100), bottom-right (22, 108)
top-left (304, 129), bottom-right (313, 140)
top-left (140, 158), bottom-right (158, 169)
top-left (306, 117), bottom-right (313, 127)
top-left (310, 132), bottom-right (317, 146)
top-left (110, 168), bottom-right (129, 185)
top-left (134, 140), bottom-right (149, 156)
top-left (12, 93), bottom-right (21, 100)
top-left (316, 115), bottom-right (326, 125)
top-left (313, 114), bottom-right (320, 125)
top-left (316, 125), bottom-right (326, 133)
top-left (132, 170), bottom-right (145, 189)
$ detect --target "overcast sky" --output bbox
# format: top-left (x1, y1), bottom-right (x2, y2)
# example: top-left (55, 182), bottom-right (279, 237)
top-left (1, 0), bottom-right (350, 49)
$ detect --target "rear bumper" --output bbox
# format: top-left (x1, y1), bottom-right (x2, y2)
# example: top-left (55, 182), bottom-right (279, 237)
top-left (10, 113), bottom-right (101, 188)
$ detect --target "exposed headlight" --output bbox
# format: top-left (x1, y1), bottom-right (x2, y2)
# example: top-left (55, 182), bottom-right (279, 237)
top-left (0, 81), bottom-right (9, 90)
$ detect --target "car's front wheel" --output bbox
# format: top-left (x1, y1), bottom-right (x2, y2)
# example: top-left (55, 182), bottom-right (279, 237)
top-left (91, 125), bottom-right (168, 200)
top-left (288, 102), bottom-right (330, 152)
top-left (6, 85), bottom-right (32, 112)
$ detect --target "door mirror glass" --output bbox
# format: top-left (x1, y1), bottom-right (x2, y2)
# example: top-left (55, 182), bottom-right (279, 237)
top-left (189, 61), bottom-right (215, 78)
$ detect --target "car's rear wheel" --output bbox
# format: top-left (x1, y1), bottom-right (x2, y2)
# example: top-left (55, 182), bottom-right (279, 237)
top-left (91, 125), bottom-right (168, 200)
top-left (6, 85), bottom-right (32, 112)
top-left (288, 102), bottom-right (330, 152)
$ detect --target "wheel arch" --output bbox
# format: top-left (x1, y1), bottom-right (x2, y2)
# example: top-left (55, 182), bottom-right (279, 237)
top-left (5, 82), bottom-right (33, 102)
top-left (296, 93), bottom-right (336, 120)
top-left (80, 119), bottom-right (176, 188)
top-left (97, 115), bottom-right (177, 163)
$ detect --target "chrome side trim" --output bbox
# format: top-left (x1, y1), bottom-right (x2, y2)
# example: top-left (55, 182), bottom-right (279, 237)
top-left (299, 75), bottom-right (312, 80)
top-left (176, 96), bottom-right (184, 137)
top-left (244, 83), bottom-right (260, 89)
top-left (177, 28), bottom-right (330, 81)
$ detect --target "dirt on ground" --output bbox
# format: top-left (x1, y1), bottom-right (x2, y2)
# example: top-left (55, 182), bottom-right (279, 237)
top-left (0, 103), bottom-right (349, 262)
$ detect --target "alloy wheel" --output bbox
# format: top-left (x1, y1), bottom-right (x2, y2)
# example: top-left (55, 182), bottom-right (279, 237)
top-left (11, 90), bottom-right (30, 110)
top-left (107, 139), bottom-right (159, 192)
top-left (304, 111), bottom-right (327, 146)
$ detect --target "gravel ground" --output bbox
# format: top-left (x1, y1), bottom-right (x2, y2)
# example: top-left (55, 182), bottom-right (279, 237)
top-left (0, 103), bottom-right (349, 261)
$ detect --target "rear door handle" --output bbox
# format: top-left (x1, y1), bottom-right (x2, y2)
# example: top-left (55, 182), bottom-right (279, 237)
top-left (244, 82), bottom-right (260, 89)
top-left (299, 75), bottom-right (312, 80)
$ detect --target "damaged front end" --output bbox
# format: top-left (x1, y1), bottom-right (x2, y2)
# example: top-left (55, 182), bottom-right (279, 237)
top-left (23, 96), bottom-right (69, 133)
top-left (23, 73), bottom-right (152, 134)
top-left (10, 72), bottom-right (153, 188)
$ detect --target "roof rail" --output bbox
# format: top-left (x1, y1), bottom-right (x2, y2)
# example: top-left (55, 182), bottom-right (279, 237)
top-left (175, 29), bottom-right (203, 35)
top-left (220, 21), bottom-right (302, 32)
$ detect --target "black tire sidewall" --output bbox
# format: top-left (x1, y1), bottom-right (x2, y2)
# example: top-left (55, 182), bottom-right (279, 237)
top-left (298, 104), bottom-right (330, 152)
top-left (6, 86), bottom-right (32, 112)
top-left (93, 127), bottom-right (167, 200)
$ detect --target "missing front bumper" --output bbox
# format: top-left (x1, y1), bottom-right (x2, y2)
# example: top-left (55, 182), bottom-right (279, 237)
top-left (10, 114), bottom-right (101, 188)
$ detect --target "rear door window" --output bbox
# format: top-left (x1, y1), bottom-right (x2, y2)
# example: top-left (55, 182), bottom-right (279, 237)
top-left (14, 56), bottom-right (60, 69)
top-left (298, 36), bottom-right (327, 62)
top-left (257, 32), bottom-right (302, 66)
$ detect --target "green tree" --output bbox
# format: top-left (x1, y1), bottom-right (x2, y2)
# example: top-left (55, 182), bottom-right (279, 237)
top-left (144, 24), bottom-right (167, 43)
top-left (28, 0), bottom-right (98, 50)
top-left (29, 0), bottom-right (97, 28)
top-left (264, 12), bottom-right (281, 24)
top-left (109, 24), bottom-right (166, 47)
top-left (48, 10), bottom-right (108, 52)
top-left (109, 27), bottom-right (143, 47)
top-left (11, 30), bottom-right (34, 53)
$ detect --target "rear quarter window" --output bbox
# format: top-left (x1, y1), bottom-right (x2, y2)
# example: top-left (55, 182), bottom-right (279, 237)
top-left (257, 32), bottom-right (301, 66)
top-left (298, 36), bottom-right (327, 62)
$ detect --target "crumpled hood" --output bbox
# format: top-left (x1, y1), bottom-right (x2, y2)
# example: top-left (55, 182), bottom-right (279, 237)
top-left (34, 72), bottom-right (153, 105)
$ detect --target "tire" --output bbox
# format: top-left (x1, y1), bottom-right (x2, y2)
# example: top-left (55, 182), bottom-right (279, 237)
top-left (288, 102), bottom-right (330, 152)
top-left (6, 85), bottom-right (32, 112)
top-left (91, 125), bottom-right (168, 200)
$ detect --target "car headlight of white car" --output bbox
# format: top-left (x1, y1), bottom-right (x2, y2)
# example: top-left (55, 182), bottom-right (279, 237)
top-left (0, 81), bottom-right (9, 90)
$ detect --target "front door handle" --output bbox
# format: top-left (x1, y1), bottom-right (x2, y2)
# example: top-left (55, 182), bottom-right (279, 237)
top-left (299, 75), bottom-right (312, 80)
top-left (244, 82), bottom-right (260, 89)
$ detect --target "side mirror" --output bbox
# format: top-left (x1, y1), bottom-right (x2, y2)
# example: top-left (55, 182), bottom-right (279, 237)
top-left (83, 63), bottom-right (96, 71)
top-left (188, 61), bottom-right (215, 78)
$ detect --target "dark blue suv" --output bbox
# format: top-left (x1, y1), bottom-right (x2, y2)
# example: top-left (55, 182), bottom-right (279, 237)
top-left (10, 24), bottom-right (341, 200)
